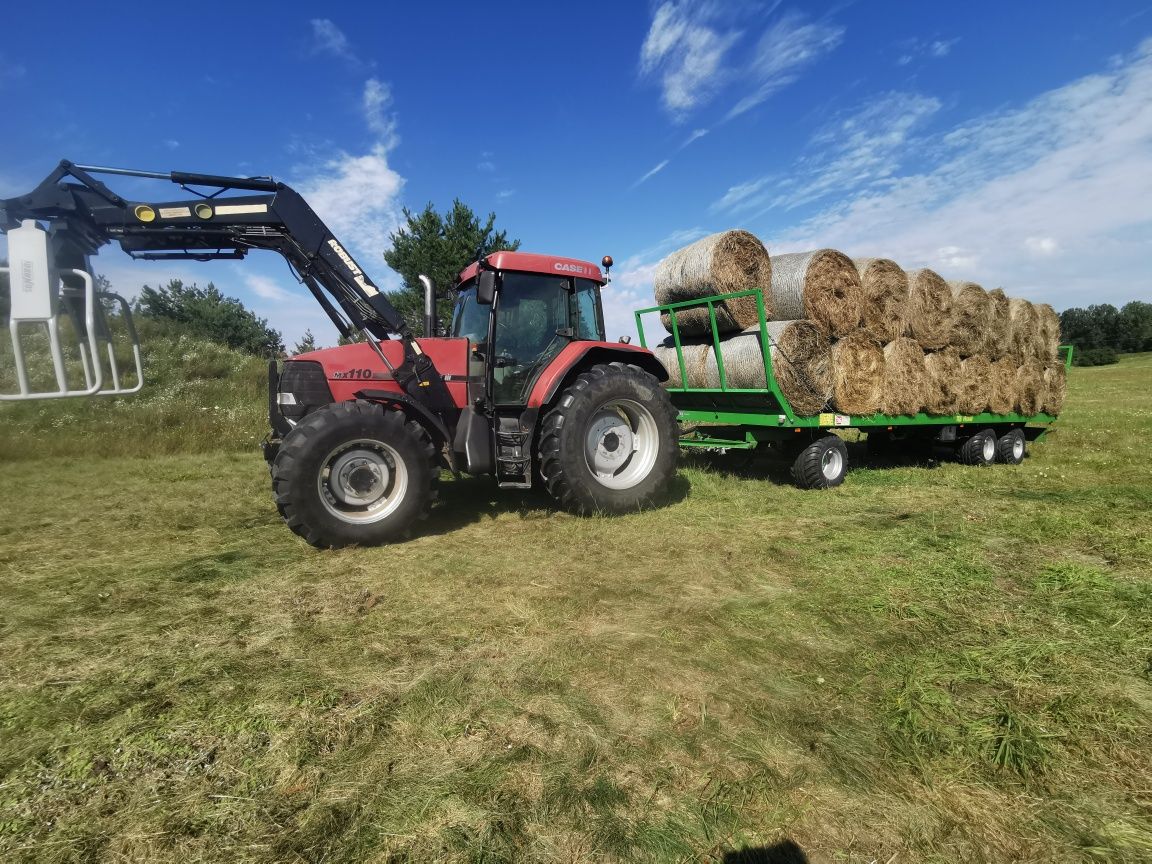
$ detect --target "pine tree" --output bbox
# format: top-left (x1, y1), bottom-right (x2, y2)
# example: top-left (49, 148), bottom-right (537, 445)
top-left (383, 200), bottom-right (519, 334)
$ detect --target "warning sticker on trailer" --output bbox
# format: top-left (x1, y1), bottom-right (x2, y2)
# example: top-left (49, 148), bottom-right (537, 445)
top-left (834, 414), bottom-right (851, 425)
top-left (214, 203), bottom-right (269, 215)
top-left (158, 207), bottom-right (191, 219)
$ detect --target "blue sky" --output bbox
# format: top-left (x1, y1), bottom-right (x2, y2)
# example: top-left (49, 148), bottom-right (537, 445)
top-left (3, 1), bottom-right (1151, 346)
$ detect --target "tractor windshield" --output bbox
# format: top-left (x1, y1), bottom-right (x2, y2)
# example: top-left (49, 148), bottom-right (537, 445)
top-left (488, 273), bottom-right (603, 404)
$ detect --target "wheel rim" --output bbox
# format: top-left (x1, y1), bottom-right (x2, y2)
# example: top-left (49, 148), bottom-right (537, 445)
top-left (1012, 437), bottom-right (1024, 460)
top-left (317, 438), bottom-right (408, 524)
top-left (584, 398), bottom-right (660, 490)
top-left (821, 447), bottom-right (844, 480)
top-left (982, 435), bottom-right (995, 462)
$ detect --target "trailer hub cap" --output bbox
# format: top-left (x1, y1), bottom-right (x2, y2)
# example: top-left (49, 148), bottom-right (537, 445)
top-left (982, 435), bottom-right (996, 462)
top-left (821, 447), bottom-right (843, 480)
top-left (1012, 437), bottom-right (1024, 460)
top-left (318, 439), bottom-right (408, 524)
top-left (584, 398), bottom-right (660, 491)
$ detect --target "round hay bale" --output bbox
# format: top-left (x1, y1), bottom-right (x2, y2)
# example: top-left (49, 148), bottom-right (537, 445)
top-left (1008, 298), bottom-right (1041, 362)
top-left (1014, 357), bottom-right (1046, 416)
top-left (957, 354), bottom-right (992, 415)
top-left (1042, 360), bottom-right (1067, 414)
top-left (1035, 303), bottom-right (1061, 361)
top-left (853, 258), bottom-right (907, 343)
top-left (651, 342), bottom-right (711, 388)
top-left (904, 268), bottom-right (952, 350)
top-left (947, 281), bottom-right (993, 357)
top-left (697, 321), bottom-right (832, 416)
top-left (923, 348), bottom-right (962, 415)
top-left (831, 331), bottom-right (884, 415)
top-left (655, 230), bottom-right (772, 335)
top-left (987, 357), bottom-right (1016, 415)
top-left (769, 250), bottom-right (862, 337)
top-left (882, 337), bottom-right (929, 416)
top-left (984, 288), bottom-right (1012, 359)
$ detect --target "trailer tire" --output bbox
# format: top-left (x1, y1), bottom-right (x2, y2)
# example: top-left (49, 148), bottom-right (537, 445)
top-left (538, 362), bottom-right (679, 514)
top-left (271, 400), bottom-right (437, 548)
top-left (791, 434), bottom-right (848, 489)
top-left (995, 428), bottom-right (1026, 464)
top-left (958, 428), bottom-right (996, 466)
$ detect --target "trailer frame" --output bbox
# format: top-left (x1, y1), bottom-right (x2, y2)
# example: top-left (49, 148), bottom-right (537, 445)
top-left (634, 289), bottom-right (1072, 452)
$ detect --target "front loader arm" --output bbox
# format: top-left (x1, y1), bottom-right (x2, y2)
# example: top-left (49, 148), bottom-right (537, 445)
top-left (0, 160), bottom-right (455, 426)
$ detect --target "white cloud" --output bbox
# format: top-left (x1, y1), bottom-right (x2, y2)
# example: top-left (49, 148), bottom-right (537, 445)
top-left (682, 128), bottom-right (710, 147)
top-left (293, 79), bottom-right (405, 271)
top-left (894, 36), bottom-right (959, 67)
top-left (640, 3), bottom-right (740, 117)
top-left (632, 159), bottom-right (670, 188)
top-left (714, 91), bottom-right (940, 215)
top-left (600, 227), bottom-right (709, 340)
top-left (164, 139), bottom-right (180, 150)
top-left (309, 18), bottom-right (372, 69)
top-left (770, 38), bottom-right (1152, 309)
top-left (1025, 236), bottom-right (1060, 256)
top-left (362, 77), bottom-right (396, 145)
top-left (495, 189), bottom-right (515, 200)
top-left (245, 274), bottom-right (297, 302)
top-left (725, 13), bottom-right (844, 120)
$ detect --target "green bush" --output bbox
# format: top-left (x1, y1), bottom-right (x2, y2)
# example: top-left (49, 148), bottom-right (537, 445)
top-left (1073, 347), bottom-right (1118, 367)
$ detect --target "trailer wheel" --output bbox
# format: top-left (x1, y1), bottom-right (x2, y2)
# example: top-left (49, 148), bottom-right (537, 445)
top-left (538, 362), bottom-right (679, 514)
top-left (791, 434), bottom-right (848, 489)
top-left (995, 428), bottom-right (1026, 464)
top-left (958, 429), bottom-right (996, 466)
top-left (271, 400), bottom-right (436, 548)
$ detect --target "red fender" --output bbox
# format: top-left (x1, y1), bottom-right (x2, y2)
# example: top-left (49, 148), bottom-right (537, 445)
top-left (527, 342), bottom-right (669, 409)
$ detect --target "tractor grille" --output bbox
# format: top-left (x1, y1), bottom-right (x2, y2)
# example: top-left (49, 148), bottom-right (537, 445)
top-left (279, 360), bottom-right (333, 421)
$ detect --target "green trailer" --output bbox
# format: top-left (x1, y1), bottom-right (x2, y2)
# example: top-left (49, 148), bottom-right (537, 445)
top-left (634, 289), bottom-right (1072, 489)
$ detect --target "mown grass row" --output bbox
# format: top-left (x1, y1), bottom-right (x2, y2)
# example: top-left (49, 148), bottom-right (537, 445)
top-left (0, 353), bottom-right (1149, 862)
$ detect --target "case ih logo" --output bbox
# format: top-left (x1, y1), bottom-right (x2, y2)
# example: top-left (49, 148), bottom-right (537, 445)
top-left (553, 262), bottom-right (586, 274)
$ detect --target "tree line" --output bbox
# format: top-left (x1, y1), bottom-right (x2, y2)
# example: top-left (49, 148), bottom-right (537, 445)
top-left (1059, 301), bottom-right (1152, 366)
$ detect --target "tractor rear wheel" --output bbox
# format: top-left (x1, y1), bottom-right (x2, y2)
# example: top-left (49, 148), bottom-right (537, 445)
top-left (538, 362), bottom-right (679, 514)
top-left (271, 400), bottom-right (437, 548)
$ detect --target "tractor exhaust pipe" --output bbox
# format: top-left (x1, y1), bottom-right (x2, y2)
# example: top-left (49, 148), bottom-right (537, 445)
top-left (419, 274), bottom-right (436, 337)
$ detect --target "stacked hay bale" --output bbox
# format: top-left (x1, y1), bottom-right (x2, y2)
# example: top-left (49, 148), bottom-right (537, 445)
top-left (653, 230), bottom-right (772, 335)
top-left (648, 229), bottom-right (1067, 418)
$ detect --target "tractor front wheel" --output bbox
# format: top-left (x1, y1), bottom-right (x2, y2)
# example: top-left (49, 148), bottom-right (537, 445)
top-left (271, 400), bottom-right (437, 548)
top-left (538, 362), bottom-right (679, 514)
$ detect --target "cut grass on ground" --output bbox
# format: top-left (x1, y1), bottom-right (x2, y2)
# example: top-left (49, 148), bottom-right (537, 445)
top-left (1, 354), bottom-right (1150, 863)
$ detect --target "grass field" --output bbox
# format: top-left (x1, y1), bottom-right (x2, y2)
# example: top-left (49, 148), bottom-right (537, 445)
top-left (1, 351), bottom-right (1150, 863)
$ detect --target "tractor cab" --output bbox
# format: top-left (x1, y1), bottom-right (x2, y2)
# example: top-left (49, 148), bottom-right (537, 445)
top-left (451, 252), bottom-right (607, 405)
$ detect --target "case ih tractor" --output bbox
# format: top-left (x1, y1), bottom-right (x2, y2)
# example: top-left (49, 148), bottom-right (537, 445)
top-left (0, 161), bottom-right (680, 547)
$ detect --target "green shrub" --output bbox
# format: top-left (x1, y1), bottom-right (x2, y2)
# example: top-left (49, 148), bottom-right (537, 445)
top-left (1073, 347), bottom-right (1118, 366)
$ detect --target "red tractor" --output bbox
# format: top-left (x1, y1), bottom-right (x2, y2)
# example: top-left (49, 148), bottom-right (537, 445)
top-left (1, 162), bottom-right (680, 546)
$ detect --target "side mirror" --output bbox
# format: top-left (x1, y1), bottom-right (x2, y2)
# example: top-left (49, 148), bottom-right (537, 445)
top-left (477, 270), bottom-right (497, 305)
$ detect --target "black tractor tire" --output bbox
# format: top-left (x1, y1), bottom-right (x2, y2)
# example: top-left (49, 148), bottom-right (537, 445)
top-left (995, 427), bottom-right (1026, 464)
top-left (538, 362), bottom-right (679, 514)
top-left (271, 400), bottom-right (437, 548)
top-left (791, 434), bottom-right (849, 489)
top-left (958, 428), bottom-right (997, 466)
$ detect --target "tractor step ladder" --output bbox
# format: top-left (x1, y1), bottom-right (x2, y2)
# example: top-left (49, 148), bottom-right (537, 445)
top-left (1, 220), bottom-right (142, 400)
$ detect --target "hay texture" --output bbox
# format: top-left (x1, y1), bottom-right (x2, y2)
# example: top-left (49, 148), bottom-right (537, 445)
top-left (904, 268), bottom-right (952, 350)
top-left (923, 348), bottom-right (962, 415)
top-left (882, 337), bottom-right (929, 416)
top-left (769, 250), bottom-right (862, 337)
top-left (830, 331), bottom-right (884, 415)
top-left (853, 258), bottom-right (907, 343)
top-left (988, 357), bottom-right (1016, 415)
top-left (957, 354), bottom-right (992, 415)
top-left (1015, 357), bottom-right (1046, 416)
top-left (948, 281), bottom-right (993, 357)
top-left (984, 288), bottom-right (1012, 359)
top-left (1035, 303), bottom-right (1061, 361)
top-left (655, 231), bottom-right (772, 336)
top-left (653, 322), bottom-right (832, 416)
top-left (1043, 360), bottom-right (1067, 414)
top-left (1009, 298), bottom-right (1041, 362)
